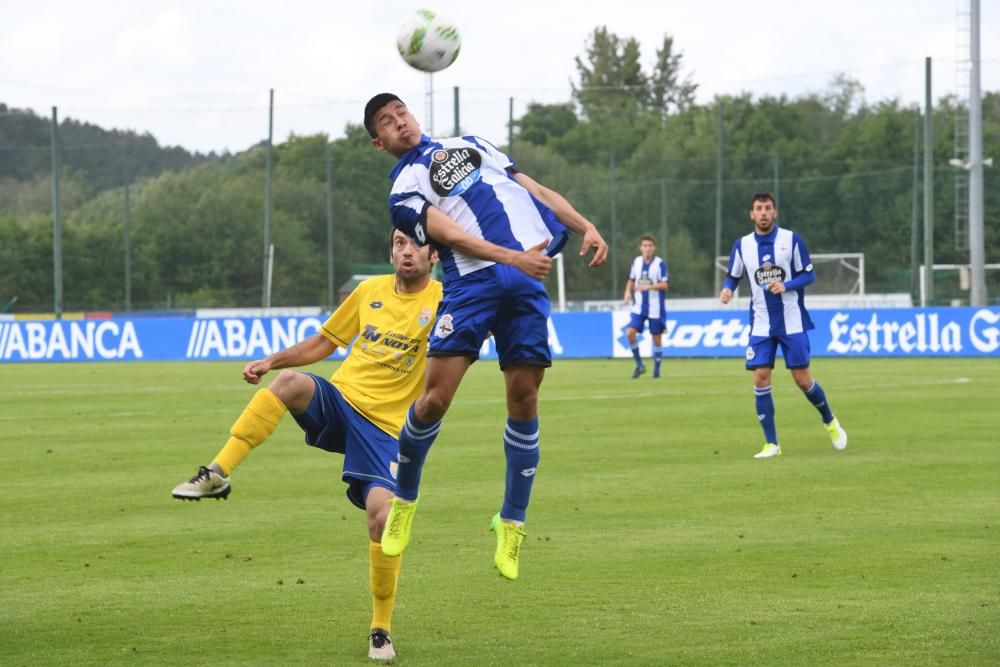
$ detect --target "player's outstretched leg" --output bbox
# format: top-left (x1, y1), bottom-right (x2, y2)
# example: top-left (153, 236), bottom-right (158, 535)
top-left (171, 388), bottom-right (287, 500)
top-left (802, 380), bottom-right (847, 450)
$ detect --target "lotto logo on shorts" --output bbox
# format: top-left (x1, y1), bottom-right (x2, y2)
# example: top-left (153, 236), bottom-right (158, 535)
top-left (435, 314), bottom-right (454, 338)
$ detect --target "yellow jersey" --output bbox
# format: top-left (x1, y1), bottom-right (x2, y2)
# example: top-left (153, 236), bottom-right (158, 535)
top-left (320, 275), bottom-right (443, 437)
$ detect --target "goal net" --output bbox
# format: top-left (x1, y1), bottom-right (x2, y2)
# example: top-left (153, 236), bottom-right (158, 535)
top-left (715, 252), bottom-right (865, 296)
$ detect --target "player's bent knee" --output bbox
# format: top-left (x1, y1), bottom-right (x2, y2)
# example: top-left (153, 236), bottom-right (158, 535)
top-left (418, 391), bottom-right (452, 421)
top-left (268, 370), bottom-right (313, 412)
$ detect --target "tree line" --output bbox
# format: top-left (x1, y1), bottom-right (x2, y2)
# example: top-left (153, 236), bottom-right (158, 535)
top-left (1, 28), bottom-right (997, 312)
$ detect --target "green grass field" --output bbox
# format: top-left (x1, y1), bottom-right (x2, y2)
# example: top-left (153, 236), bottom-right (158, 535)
top-left (2, 358), bottom-right (998, 665)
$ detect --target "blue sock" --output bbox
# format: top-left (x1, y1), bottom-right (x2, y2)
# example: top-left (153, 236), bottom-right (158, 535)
top-left (804, 381), bottom-right (834, 424)
top-left (754, 385), bottom-right (777, 444)
top-left (501, 417), bottom-right (540, 523)
top-left (653, 346), bottom-right (663, 373)
top-left (630, 344), bottom-right (643, 366)
top-left (394, 405), bottom-right (441, 501)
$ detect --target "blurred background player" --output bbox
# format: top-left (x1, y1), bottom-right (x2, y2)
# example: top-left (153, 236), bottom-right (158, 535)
top-left (720, 192), bottom-right (847, 459)
top-left (171, 230), bottom-right (442, 662)
top-left (622, 234), bottom-right (669, 378)
top-left (364, 92), bottom-right (608, 580)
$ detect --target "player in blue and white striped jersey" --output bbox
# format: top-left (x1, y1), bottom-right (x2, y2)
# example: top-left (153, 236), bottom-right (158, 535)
top-left (363, 93), bottom-right (608, 579)
top-left (720, 192), bottom-right (847, 459)
top-left (622, 235), bottom-right (669, 378)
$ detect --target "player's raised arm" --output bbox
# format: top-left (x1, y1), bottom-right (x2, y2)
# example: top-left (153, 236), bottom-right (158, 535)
top-left (424, 205), bottom-right (552, 280)
top-left (511, 171), bottom-right (608, 267)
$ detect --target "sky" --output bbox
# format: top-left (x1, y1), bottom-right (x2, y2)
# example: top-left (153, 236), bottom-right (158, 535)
top-left (1, 0), bottom-right (997, 154)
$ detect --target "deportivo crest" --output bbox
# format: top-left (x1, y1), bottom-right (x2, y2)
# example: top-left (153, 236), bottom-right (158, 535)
top-left (429, 147), bottom-right (482, 197)
top-left (418, 307), bottom-right (433, 326)
top-left (434, 313), bottom-right (454, 338)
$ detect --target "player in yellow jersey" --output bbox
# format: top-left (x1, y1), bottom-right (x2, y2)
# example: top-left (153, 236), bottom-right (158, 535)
top-left (171, 229), bottom-right (441, 662)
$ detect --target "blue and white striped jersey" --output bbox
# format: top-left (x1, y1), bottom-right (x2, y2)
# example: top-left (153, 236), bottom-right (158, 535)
top-left (724, 226), bottom-right (815, 337)
top-left (387, 135), bottom-right (568, 282)
top-left (628, 255), bottom-right (669, 319)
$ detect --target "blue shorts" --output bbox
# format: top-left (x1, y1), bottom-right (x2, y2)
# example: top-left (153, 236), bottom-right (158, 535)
top-left (430, 263), bottom-right (551, 369)
top-left (745, 332), bottom-right (811, 370)
top-left (291, 373), bottom-right (398, 510)
top-left (627, 313), bottom-right (666, 335)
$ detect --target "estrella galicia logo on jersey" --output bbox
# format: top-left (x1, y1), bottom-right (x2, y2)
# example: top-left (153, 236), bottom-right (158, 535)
top-left (754, 261), bottom-right (786, 286)
top-left (429, 147), bottom-right (482, 197)
top-left (370, 301), bottom-right (383, 309)
top-left (434, 314), bottom-right (454, 339)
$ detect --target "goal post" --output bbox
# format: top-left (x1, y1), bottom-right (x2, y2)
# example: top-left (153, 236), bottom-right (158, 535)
top-left (919, 263), bottom-right (1000, 307)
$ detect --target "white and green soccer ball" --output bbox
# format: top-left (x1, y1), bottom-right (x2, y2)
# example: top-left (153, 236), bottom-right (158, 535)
top-left (396, 9), bottom-right (461, 73)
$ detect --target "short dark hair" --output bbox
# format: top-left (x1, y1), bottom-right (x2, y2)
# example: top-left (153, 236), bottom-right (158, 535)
top-left (364, 93), bottom-right (403, 138)
top-left (750, 192), bottom-right (776, 207)
top-left (639, 234), bottom-right (656, 244)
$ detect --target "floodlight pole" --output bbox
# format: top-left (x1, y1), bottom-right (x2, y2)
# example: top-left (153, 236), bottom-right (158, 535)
top-left (262, 88), bottom-right (274, 309)
top-left (967, 0), bottom-right (987, 306)
top-left (772, 153), bottom-right (780, 209)
top-left (508, 97), bottom-right (514, 153)
top-left (555, 253), bottom-right (566, 313)
top-left (910, 108), bottom-right (921, 297)
top-left (425, 74), bottom-right (434, 137)
top-left (325, 142), bottom-right (335, 309)
top-left (659, 179), bottom-right (668, 259)
top-left (123, 136), bottom-right (132, 312)
top-left (713, 102), bottom-right (724, 296)
top-left (610, 151), bottom-right (619, 298)
top-left (922, 59), bottom-right (934, 306)
top-left (50, 106), bottom-right (63, 319)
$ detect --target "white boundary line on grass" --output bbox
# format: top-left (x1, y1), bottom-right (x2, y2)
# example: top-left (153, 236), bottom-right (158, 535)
top-left (0, 377), bottom-right (972, 420)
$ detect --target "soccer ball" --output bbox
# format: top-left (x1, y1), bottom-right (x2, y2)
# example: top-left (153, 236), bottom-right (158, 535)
top-left (396, 9), bottom-right (461, 73)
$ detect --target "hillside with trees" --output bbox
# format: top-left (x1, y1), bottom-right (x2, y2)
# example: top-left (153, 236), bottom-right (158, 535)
top-left (1, 27), bottom-right (997, 312)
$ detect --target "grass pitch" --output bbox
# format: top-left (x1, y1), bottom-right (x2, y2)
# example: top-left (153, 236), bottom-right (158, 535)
top-left (1, 357), bottom-right (998, 665)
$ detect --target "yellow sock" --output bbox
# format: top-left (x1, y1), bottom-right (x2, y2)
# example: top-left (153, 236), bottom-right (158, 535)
top-left (212, 388), bottom-right (288, 475)
top-left (370, 540), bottom-right (402, 632)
